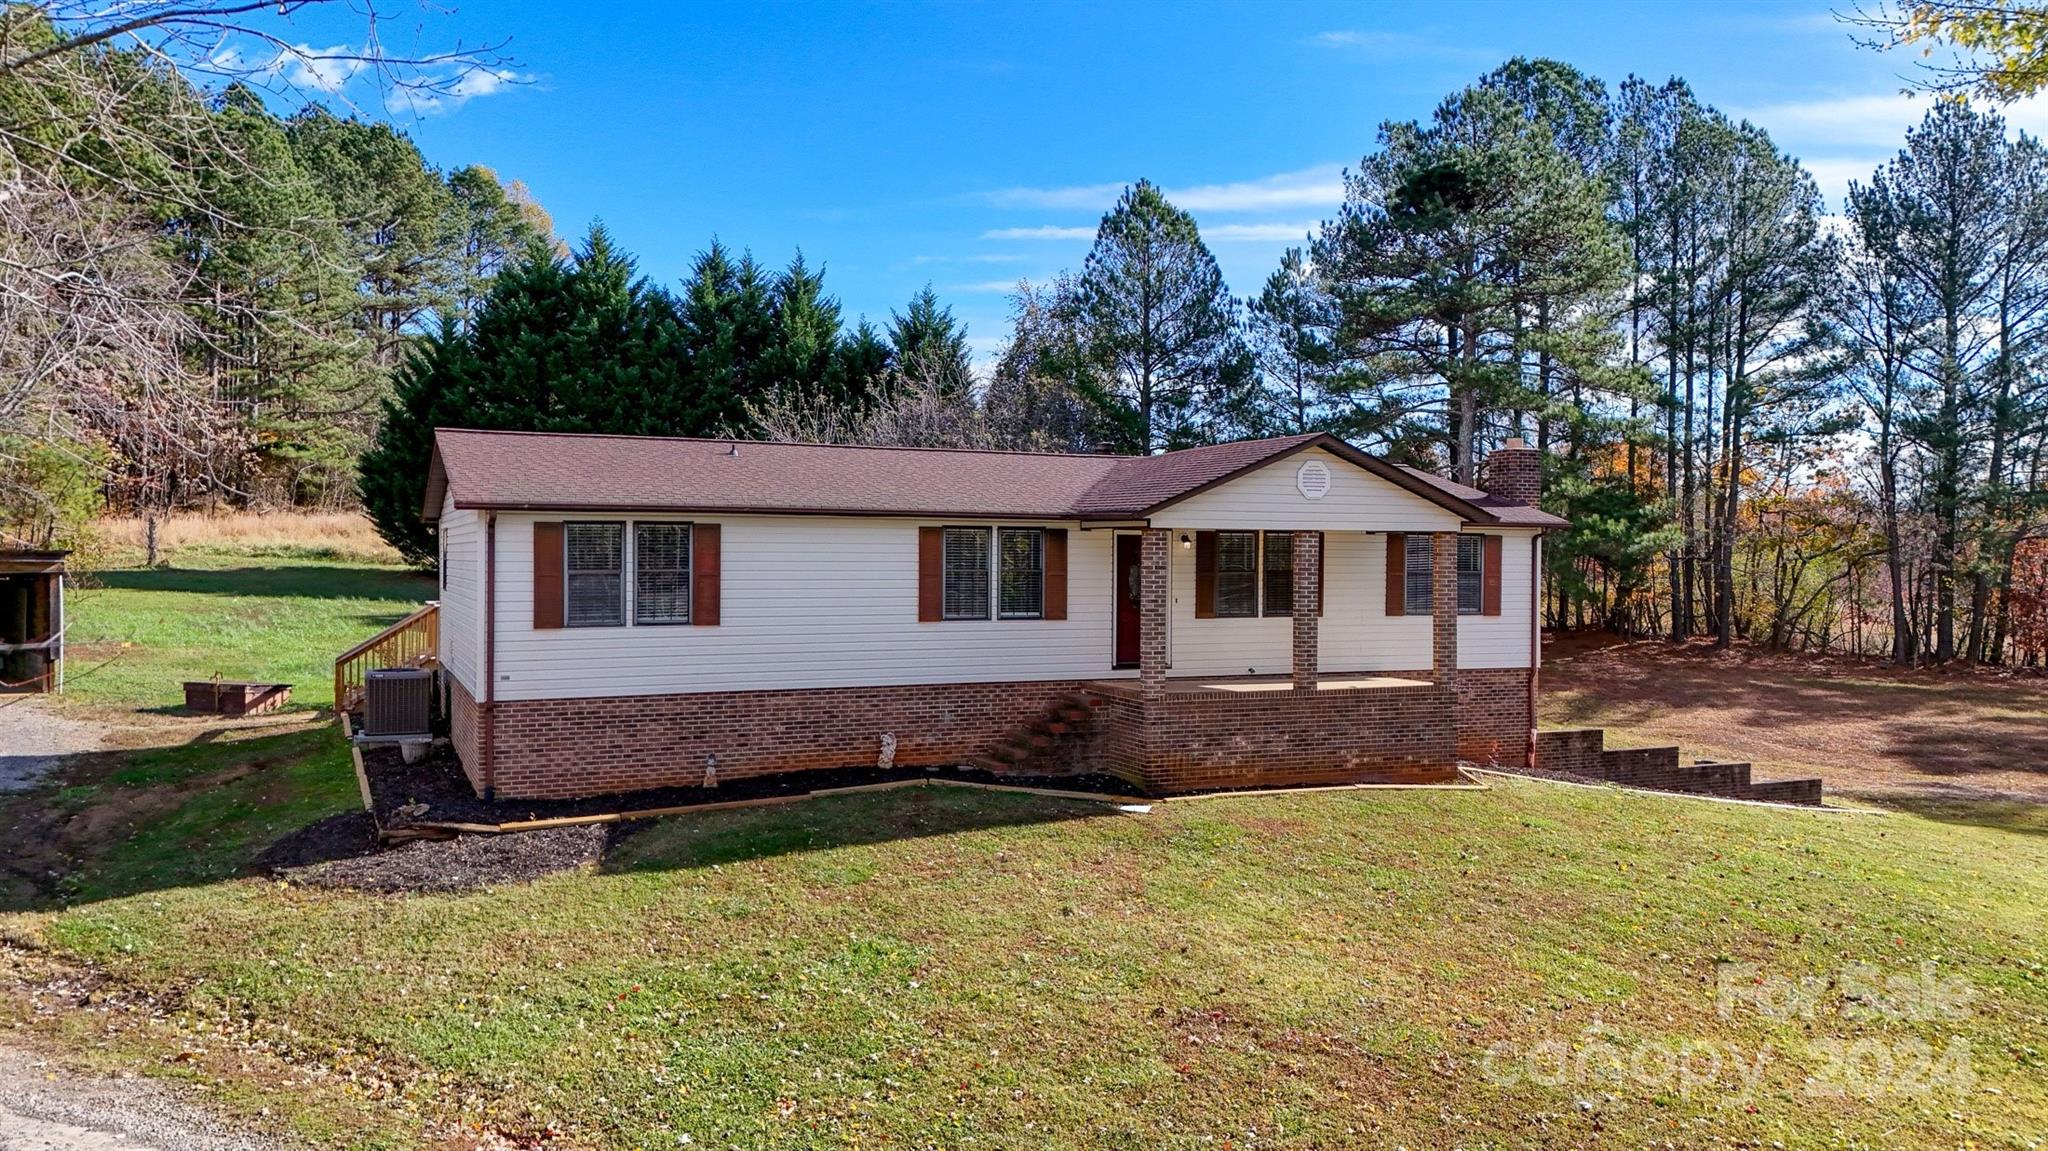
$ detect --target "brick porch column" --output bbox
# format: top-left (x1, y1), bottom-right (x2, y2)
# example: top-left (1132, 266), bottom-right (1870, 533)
top-left (1139, 528), bottom-right (1170, 703)
top-left (1432, 531), bottom-right (1458, 688)
top-left (1291, 530), bottom-right (1320, 690)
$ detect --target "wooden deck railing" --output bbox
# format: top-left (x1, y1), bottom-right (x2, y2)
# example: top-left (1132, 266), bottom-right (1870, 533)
top-left (333, 601), bottom-right (439, 715)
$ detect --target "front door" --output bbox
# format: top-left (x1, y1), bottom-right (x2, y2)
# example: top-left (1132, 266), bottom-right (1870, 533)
top-left (1114, 534), bottom-right (1142, 668)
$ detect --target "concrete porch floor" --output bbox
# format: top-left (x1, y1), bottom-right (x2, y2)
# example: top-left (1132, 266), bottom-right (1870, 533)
top-left (1086, 672), bottom-right (1434, 697)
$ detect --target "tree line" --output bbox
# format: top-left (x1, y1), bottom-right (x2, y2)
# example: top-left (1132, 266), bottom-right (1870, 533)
top-left (0, 2), bottom-right (548, 556)
top-left (5, 0), bottom-right (2045, 666)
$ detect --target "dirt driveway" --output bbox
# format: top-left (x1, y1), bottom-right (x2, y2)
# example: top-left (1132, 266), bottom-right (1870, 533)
top-left (1541, 636), bottom-right (2048, 806)
top-left (0, 1044), bottom-right (288, 1151)
top-left (0, 697), bottom-right (109, 793)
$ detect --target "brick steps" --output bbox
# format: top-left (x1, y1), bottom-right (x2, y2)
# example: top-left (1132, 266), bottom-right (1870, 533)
top-left (976, 692), bottom-right (1101, 777)
top-left (1532, 729), bottom-right (1823, 805)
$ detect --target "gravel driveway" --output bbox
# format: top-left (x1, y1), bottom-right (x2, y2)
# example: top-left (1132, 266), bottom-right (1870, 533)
top-left (0, 698), bottom-right (107, 792)
top-left (0, 1046), bottom-right (288, 1151)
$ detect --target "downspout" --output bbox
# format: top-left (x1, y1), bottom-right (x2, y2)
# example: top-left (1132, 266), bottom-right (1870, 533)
top-left (483, 511), bottom-right (497, 801)
top-left (1527, 531), bottom-right (1543, 770)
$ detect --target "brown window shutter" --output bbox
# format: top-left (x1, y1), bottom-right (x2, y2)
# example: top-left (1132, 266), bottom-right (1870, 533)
top-left (1194, 530), bottom-right (1217, 619)
top-left (1482, 534), bottom-right (1503, 616)
top-left (918, 526), bottom-right (943, 622)
top-left (532, 522), bottom-right (564, 629)
top-left (1384, 533), bottom-right (1406, 616)
top-left (692, 523), bottom-right (721, 625)
top-left (1043, 528), bottom-right (1068, 620)
top-left (1316, 531), bottom-right (1326, 617)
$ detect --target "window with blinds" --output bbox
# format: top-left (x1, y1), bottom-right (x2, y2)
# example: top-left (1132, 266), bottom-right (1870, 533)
top-left (565, 522), bottom-right (625, 627)
top-left (1457, 534), bottom-right (1483, 615)
top-left (634, 523), bottom-right (692, 625)
top-left (1261, 532), bottom-right (1293, 616)
top-left (942, 527), bottom-right (992, 620)
top-left (998, 528), bottom-right (1044, 619)
top-left (1403, 533), bottom-right (1434, 615)
top-left (1215, 530), bottom-right (1258, 617)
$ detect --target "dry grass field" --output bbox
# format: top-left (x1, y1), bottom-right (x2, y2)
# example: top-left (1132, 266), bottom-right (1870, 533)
top-left (1541, 634), bottom-right (2048, 827)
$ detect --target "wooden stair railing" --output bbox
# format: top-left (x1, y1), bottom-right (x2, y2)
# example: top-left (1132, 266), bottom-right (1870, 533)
top-left (333, 601), bottom-right (439, 716)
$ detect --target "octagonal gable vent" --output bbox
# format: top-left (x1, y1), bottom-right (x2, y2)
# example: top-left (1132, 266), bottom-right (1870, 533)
top-left (1296, 459), bottom-right (1332, 500)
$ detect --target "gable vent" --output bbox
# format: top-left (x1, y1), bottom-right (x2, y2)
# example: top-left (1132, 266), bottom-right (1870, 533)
top-left (1296, 459), bottom-right (1332, 500)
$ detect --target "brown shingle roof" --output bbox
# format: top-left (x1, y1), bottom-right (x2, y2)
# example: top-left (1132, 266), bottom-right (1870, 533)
top-left (423, 429), bottom-right (1562, 526)
top-left (1396, 466), bottom-right (1568, 527)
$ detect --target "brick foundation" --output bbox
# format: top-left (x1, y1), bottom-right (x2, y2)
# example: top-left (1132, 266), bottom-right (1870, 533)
top-left (480, 680), bottom-right (1090, 799)
top-left (449, 675), bottom-right (486, 794)
top-left (447, 669), bottom-right (1538, 801)
top-left (1093, 679), bottom-right (1460, 793)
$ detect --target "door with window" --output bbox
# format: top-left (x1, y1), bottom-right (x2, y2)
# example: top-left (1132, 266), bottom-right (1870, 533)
top-left (1114, 534), bottom-right (1142, 668)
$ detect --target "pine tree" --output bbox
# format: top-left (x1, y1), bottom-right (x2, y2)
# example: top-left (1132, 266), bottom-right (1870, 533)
top-left (886, 286), bottom-right (975, 397)
top-left (1069, 180), bottom-right (1250, 452)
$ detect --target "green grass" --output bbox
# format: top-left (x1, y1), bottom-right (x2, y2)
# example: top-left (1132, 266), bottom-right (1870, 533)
top-left (61, 552), bottom-right (433, 712)
top-left (11, 547), bottom-right (2048, 1148)
top-left (9, 776), bottom-right (2047, 1150)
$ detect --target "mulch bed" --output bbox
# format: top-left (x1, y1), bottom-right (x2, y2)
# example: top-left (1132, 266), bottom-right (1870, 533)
top-left (360, 740), bottom-right (1148, 832)
top-left (251, 811), bottom-right (380, 872)
top-left (275, 823), bottom-right (613, 894)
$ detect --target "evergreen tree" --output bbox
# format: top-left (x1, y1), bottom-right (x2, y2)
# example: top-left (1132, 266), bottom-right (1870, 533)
top-left (1242, 249), bottom-right (1341, 436)
top-left (675, 242), bottom-right (777, 435)
top-left (358, 226), bottom-right (689, 563)
top-left (886, 286), bottom-right (975, 396)
top-left (1069, 180), bottom-right (1251, 452)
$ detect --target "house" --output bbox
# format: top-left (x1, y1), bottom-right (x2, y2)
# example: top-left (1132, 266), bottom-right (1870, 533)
top-left (413, 428), bottom-right (1565, 799)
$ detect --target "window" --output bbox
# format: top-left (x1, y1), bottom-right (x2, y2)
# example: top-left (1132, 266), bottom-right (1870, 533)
top-left (1215, 530), bottom-right (1258, 617)
top-left (1261, 532), bottom-right (1293, 617)
top-left (998, 528), bottom-right (1044, 619)
top-left (943, 527), bottom-right (992, 620)
top-left (565, 522), bottom-right (625, 627)
top-left (1403, 533), bottom-right (1434, 615)
top-left (1457, 535), bottom-right (1484, 615)
top-left (634, 523), bottom-right (692, 625)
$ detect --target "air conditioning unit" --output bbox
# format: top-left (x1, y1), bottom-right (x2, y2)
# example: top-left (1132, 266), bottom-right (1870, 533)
top-left (362, 667), bottom-right (433, 738)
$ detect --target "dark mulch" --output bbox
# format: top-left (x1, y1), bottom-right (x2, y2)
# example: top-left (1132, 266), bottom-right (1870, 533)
top-left (279, 823), bottom-right (613, 894)
top-left (361, 741), bottom-right (1148, 831)
top-left (251, 811), bottom-right (380, 872)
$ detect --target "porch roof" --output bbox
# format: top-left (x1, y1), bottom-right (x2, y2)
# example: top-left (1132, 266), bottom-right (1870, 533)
top-left (422, 428), bottom-right (1564, 528)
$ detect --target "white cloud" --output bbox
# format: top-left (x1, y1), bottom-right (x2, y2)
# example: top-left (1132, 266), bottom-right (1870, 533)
top-left (275, 44), bottom-right (367, 95)
top-left (1741, 91), bottom-right (2048, 204)
top-left (451, 68), bottom-right (522, 100)
top-left (1202, 221), bottom-right (1318, 243)
top-left (946, 279), bottom-right (1031, 294)
top-left (985, 165), bottom-right (1345, 215)
top-left (981, 225), bottom-right (1096, 241)
top-left (1307, 28), bottom-right (1492, 62)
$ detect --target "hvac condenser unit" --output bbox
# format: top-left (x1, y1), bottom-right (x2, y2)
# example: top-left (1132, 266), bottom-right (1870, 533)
top-left (362, 667), bottom-right (433, 738)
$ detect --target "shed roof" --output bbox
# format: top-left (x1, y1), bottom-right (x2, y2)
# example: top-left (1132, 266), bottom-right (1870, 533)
top-left (422, 429), bottom-right (1565, 527)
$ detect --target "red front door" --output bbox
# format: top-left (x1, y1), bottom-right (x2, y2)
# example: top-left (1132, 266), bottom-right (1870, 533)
top-left (1114, 534), bottom-right (1142, 668)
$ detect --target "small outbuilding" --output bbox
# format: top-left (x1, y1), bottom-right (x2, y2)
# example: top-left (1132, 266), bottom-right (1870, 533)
top-left (0, 547), bottom-right (67, 694)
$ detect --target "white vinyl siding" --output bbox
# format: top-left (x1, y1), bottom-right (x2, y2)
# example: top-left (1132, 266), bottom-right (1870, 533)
top-left (436, 491), bottom-right (483, 696)
top-left (1159, 447), bottom-right (1463, 532)
top-left (1166, 530), bottom-right (1432, 675)
top-left (490, 515), bottom-right (1119, 700)
top-left (1457, 529), bottom-right (1538, 669)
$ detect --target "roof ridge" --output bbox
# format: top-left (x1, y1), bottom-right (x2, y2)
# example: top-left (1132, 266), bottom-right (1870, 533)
top-left (434, 427), bottom-right (1132, 463)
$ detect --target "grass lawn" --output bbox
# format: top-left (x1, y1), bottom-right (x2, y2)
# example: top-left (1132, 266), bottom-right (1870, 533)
top-left (59, 540), bottom-right (432, 714)
top-left (5, 537), bottom-right (2045, 1149)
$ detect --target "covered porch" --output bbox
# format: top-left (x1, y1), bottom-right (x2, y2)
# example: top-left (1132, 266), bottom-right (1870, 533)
top-left (1089, 527), bottom-right (1469, 794)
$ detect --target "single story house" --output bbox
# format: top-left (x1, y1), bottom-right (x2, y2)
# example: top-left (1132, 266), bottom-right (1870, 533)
top-left (418, 428), bottom-right (1565, 799)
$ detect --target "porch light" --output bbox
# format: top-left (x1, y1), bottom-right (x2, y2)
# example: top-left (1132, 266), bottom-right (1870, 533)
top-left (1179, 533), bottom-right (1192, 549)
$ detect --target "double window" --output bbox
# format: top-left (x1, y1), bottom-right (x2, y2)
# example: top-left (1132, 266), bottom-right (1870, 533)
top-left (1401, 533), bottom-right (1485, 615)
top-left (942, 526), bottom-right (1047, 620)
top-left (1205, 530), bottom-right (1312, 618)
top-left (564, 521), bottom-right (693, 628)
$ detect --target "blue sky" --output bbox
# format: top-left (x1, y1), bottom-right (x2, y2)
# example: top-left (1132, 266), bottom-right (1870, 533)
top-left (277, 1), bottom-right (2048, 365)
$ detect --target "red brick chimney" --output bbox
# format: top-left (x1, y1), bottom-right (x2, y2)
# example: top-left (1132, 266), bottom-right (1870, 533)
top-left (1479, 437), bottom-right (1543, 506)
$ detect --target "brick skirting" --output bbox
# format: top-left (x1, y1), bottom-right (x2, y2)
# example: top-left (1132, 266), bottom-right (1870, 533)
top-left (478, 680), bottom-right (1090, 799)
top-left (448, 667), bottom-right (1538, 801)
top-left (1092, 680), bottom-right (1461, 793)
top-left (1533, 728), bottom-right (1823, 805)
